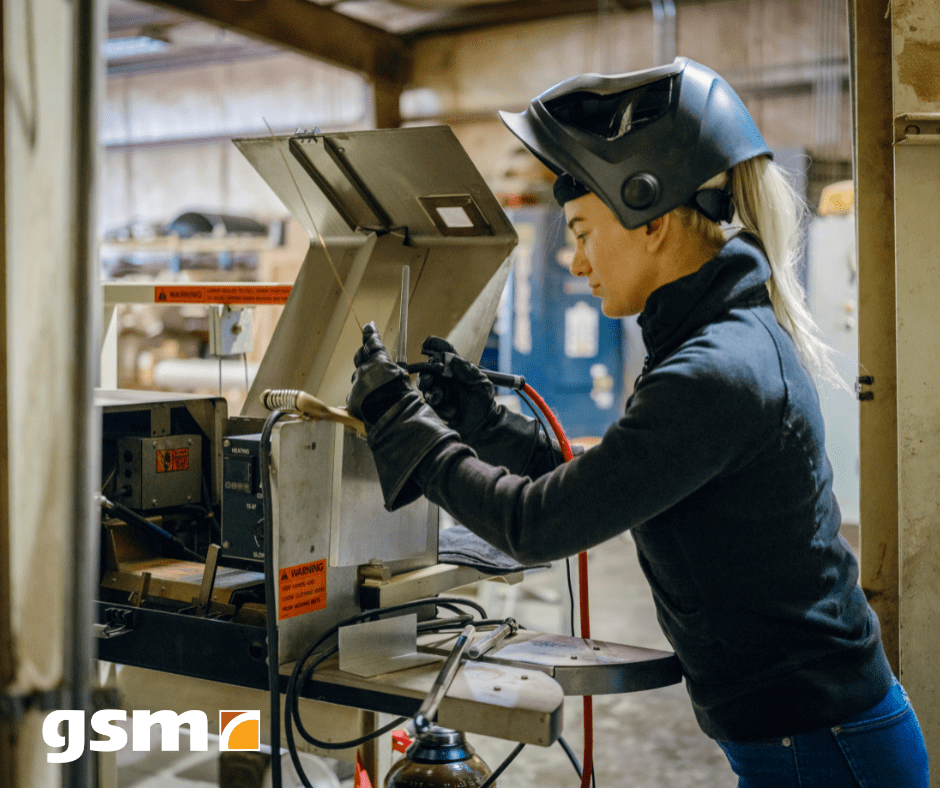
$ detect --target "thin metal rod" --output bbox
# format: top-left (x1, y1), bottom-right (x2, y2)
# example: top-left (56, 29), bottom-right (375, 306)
top-left (397, 265), bottom-right (410, 364)
top-left (467, 619), bottom-right (516, 659)
top-left (414, 625), bottom-right (475, 733)
top-left (65, 0), bottom-right (102, 785)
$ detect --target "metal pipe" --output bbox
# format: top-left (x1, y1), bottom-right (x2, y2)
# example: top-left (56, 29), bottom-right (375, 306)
top-left (413, 625), bottom-right (475, 733)
top-left (397, 265), bottom-right (410, 365)
top-left (64, 0), bottom-right (102, 784)
top-left (651, 0), bottom-right (676, 66)
top-left (661, 0), bottom-right (676, 65)
top-left (651, 0), bottom-right (664, 65)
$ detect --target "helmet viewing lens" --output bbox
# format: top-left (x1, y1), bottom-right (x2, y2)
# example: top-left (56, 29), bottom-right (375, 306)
top-left (544, 77), bottom-right (674, 141)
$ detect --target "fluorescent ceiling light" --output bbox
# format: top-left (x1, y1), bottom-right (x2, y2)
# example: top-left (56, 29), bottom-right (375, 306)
top-left (102, 35), bottom-right (171, 60)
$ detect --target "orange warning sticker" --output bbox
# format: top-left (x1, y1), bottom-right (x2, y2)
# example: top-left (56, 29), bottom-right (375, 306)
top-left (154, 285), bottom-right (292, 305)
top-left (156, 448), bottom-right (189, 473)
top-left (278, 560), bottom-right (327, 620)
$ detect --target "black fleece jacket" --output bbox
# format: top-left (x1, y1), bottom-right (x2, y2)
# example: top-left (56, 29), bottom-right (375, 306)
top-left (415, 233), bottom-right (891, 741)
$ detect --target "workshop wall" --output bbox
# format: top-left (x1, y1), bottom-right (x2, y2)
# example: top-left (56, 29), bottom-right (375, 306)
top-left (405, 0), bottom-right (851, 195)
top-left (101, 52), bottom-right (370, 237)
top-left (100, 0), bottom-right (850, 237)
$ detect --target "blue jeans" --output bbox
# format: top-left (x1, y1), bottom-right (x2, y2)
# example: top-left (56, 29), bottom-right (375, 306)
top-left (717, 679), bottom-right (929, 787)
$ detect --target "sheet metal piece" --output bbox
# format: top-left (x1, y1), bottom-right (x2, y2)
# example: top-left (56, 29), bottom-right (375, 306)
top-left (427, 630), bottom-right (682, 697)
top-left (233, 127), bottom-right (516, 417)
top-left (338, 615), bottom-right (438, 678)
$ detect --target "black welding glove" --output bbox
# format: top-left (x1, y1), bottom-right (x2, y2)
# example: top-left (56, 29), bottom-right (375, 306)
top-left (348, 322), bottom-right (458, 510)
top-left (417, 336), bottom-right (499, 438)
top-left (417, 336), bottom-right (566, 478)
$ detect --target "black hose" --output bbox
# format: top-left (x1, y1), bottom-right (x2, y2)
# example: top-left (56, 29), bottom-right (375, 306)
top-left (478, 742), bottom-right (525, 788)
top-left (558, 736), bottom-right (583, 778)
top-left (105, 499), bottom-right (203, 562)
top-left (261, 410), bottom-right (289, 788)
top-left (284, 598), bottom-right (490, 778)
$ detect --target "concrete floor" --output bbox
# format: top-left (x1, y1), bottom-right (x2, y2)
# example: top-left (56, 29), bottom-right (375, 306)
top-left (115, 529), bottom-right (736, 787)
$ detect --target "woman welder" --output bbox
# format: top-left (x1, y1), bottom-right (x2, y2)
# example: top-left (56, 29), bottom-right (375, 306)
top-left (346, 58), bottom-right (929, 786)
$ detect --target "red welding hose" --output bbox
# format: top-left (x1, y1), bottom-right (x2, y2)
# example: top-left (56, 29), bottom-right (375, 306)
top-left (522, 384), bottom-right (593, 788)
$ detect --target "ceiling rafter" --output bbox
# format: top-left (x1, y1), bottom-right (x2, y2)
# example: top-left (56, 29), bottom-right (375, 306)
top-left (147, 0), bottom-right (412, 84)
top-left (401, 0), bottom-right (654, 40)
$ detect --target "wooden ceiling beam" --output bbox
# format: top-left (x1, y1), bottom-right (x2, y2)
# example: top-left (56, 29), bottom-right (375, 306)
top-left (402, 0), bottom-right (653, 40)
top-left (147, 0), bottom-right (412, 84)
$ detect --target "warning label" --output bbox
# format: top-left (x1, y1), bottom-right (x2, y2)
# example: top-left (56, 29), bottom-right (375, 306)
top-left (278, 560), bottom-right (327, 620)
top-left (156, 448), bottom-right (189, 473)
top-left (155, 285), bottom-right (292, 305)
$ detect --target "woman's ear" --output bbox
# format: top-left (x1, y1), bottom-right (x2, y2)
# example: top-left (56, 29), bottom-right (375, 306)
top-left (644, 214), bottom-right (669, 252)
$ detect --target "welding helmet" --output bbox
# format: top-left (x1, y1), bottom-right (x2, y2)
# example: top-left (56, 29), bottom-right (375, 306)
top-left (498, 58), bottom-right (771, 229)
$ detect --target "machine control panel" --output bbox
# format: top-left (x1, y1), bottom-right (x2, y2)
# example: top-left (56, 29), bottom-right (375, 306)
top-left (116, 434), bottom-right (202, 511)
top-left (222, 434), bottom-right (264, 561)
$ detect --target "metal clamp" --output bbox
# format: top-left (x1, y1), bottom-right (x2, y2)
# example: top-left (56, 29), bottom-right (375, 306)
top-left (895, 113), bottom-right (940, 145)
top-left (94, 607), bottom-right (137, 639)
top-left (856, 375), bottom-right (874, 401)
top-left (0, 688), bottom-right (62, 723)
top-left (0, 685), bottom-right (120, 724)
top-left (467, 619), bottom-right (518, 659)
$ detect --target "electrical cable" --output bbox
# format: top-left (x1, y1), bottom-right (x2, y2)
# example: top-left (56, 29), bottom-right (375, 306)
top-left (519, 388), bottom-right (579, 642)
top-left (519, 383), bottom-right (593, 788)
top-left (261, 409), bottom-right (290, 788)
top-left (558, 736), bottom-right (582, 778)
top-left (478, 742), bottom-right (525, 788)
top-left (100, 498), bottom-right (203, 562)
top-left (565, 558), bottom-right (576, 637)
top-left (515, 388), bottom-right (547, 475)
top-left (281, 598), bottom-right (492, 788)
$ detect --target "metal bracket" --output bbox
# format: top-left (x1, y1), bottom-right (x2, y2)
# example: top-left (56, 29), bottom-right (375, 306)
top-left (95, 607), bottom-right (137, 639)
top-left (0, 685), bottom-right (120, 724)
top-left (856, 375), bottom-right (875, 401)
top-left (128, 571), bottom-right (152, 607)
top-left (894, 113), bottom-right (940, 145)
top-left (192, 544), bottom-right (221, 615)
top-left (0, 688), bottom-right (62, 724)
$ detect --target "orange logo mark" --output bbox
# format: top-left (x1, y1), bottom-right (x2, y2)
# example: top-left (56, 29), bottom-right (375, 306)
top-left (219, 710), bottom-right (261, 751)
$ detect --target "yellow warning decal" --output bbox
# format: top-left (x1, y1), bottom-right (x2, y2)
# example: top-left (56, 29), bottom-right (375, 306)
top-left (278, 560), bottom-right (327, 620)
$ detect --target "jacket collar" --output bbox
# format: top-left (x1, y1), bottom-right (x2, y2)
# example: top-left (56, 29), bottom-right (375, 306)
top-left (637, 232), bottom-right (772, 364)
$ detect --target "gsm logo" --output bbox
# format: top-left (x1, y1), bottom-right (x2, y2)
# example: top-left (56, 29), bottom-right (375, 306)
top-left (42, 709), bottom-right (261, 763)
top-left (220, 710), bottom-right (261, 751)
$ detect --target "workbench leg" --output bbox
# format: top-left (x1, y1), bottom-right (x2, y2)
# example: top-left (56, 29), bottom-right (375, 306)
top-left (359, 712), bottom-right (394, 787)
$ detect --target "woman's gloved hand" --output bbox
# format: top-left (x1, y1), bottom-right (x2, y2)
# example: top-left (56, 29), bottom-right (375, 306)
top-left (416, 336), bottom-right (497, 441)
top-left (416, 336), bottom-right (570, 477)
top-left (347, 322), bottom-right (458, 510)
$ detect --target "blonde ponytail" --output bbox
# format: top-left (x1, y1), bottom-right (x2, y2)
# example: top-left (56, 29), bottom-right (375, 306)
top-left (674, 157), bottom-right (845, 390)
top-left (729, 156), bottom-right (846, 391)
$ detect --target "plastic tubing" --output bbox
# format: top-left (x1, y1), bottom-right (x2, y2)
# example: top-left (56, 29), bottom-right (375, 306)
top-left (521, 383), bottom-right (593, 788)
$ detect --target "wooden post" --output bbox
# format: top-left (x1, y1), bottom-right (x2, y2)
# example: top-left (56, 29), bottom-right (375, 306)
top-left (0, 0), bottom-right (14, 781)
top-left (373, 79), bottom-right (404, 129)
top-left (850, 0), bottom-right (898, 674)
top-left (890, 0), bottom-right (940, 778)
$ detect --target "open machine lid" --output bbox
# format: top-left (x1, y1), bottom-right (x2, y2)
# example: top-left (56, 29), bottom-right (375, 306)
top-left (234, 126), bottom-right (518, 416)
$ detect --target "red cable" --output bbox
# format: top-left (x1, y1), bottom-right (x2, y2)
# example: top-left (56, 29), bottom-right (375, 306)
top-left (522, 384), bottom-right (593, 788)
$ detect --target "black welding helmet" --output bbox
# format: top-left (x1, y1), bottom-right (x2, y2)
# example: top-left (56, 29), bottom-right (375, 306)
top-left (498, 58), bottom-right (771, 229)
